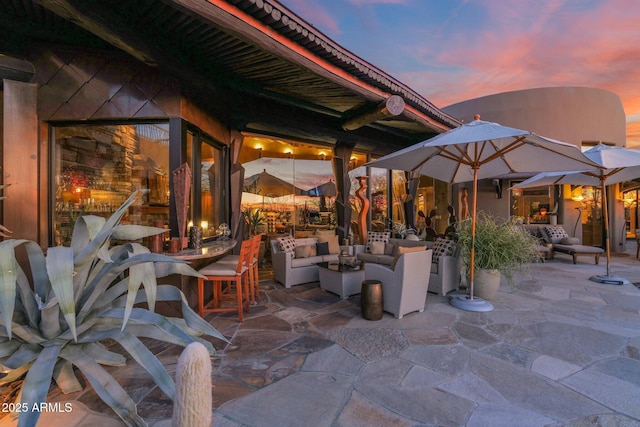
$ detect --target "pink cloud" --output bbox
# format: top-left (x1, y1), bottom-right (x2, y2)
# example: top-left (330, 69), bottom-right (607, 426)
top-left (396, 0), bottom-right (640, 146)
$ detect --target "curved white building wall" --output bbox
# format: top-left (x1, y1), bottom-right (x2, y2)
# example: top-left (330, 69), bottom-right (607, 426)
top-left (443, 87), bottom-right (626, 147)
top-left (443, 86), bottom-right (628, 252)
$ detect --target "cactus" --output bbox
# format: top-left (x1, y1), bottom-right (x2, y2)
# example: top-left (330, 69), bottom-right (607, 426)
top-left (173, 342), bottom-right (212, 427)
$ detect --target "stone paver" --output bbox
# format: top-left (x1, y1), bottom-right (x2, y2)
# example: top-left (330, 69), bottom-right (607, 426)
top-left (2, 245), bottom-right (640, 426)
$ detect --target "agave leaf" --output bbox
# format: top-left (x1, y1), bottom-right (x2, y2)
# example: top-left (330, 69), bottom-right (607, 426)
top-left (81, 342), bottom-right (127, 366)
top-left (77, 252), bottom-right (193, 323)
top-left (78, 319), bottom-right (201, 351)
top-left (17, 240), bottom-right (49, 303)
top-left (60, 346), bottom-right (147, 427)
top-left (0, 362), bottom-right (30, 385)
top-left (2, 343), bottom-right (40, 369)
top-left (154, 285), bottom-right (228, 344)
top-left (15, 266), bottom-right (40, 330)
top-left (102, 307), bottom-right (195, 343)
top-left (153, 260), bottom-right (205, 279)
top-left (46, 247), bottom-right (77, 341)
top-left (71, 215), bottom-right (106, 257)
top-left (17, 344), bottom-right (62, 427)
top-left (74, 192), bottom-right (139, 267)
top-left (0, 339), bottom-right (22, 358)
top-left (111, 284), bottom-right (227, 344)
top-left (39, 298), bottom-right (62, 340)
top-left (121, 243), bottom-right (157, 331)
top-left (0, 320), bottom-right (45, 344)
top-left (52, 360), bottom-right (83, 394)
top-left (0, 241), bottom-right (18, 339)
top-left (114, 332), bottom-right (175, 399)
top-left (112, 224), bottom-right (167, 240)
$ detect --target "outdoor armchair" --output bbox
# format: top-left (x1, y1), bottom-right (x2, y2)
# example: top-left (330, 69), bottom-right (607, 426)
top-left (364, 249), bottom-right (433, 319)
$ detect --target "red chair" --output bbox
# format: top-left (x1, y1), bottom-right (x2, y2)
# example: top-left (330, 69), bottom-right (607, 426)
top-left (197, 239), bottom-right (252, 321)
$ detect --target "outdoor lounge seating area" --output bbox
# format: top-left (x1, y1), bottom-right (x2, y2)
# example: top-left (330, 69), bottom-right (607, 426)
top-left (524, 224), bottom-right (605, 264)
top-left (355, 233), bottom-right (461, 296)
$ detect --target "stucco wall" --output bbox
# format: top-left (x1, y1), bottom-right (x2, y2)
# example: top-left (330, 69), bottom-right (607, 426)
top-left (443, 87), bottom-right (626, 148)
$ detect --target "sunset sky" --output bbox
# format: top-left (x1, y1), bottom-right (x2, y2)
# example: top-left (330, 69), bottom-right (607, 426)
top-left (280, 0), bottom-right (640, 147)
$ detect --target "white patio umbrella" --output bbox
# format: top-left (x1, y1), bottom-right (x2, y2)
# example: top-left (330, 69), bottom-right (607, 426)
top-left (512, 144), bottom-right (640, 285)
top-left (367, 116), bottom-right (602, 312)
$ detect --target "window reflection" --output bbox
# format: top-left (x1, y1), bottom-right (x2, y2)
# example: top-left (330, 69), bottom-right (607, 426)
top-left (52, 123), bottom-right (170, 246)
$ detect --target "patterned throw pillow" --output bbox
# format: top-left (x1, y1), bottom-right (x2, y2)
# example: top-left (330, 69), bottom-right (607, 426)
top-left (366, 231), bottom-right (391, 252)
top-left (541, 225), bottom-right (569, 244)
top-left (431, 237), bottom-right (455, 263)
top-left (276, 235), bottom-right (296, 253)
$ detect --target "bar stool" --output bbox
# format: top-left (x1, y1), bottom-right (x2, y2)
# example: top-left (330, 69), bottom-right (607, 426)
top-left (197, 239), bottom-right (252, 321)
top-left (218, 234), bottom-right (262, 304)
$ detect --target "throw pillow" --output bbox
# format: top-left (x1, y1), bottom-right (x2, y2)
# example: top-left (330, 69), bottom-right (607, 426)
top-left (560, 237), bottom-right (580, 245)
top-left (541, 225), bottom-right (569, 244)
top-left (432, 238), bottom-right (455, 263)
top-left (308, 244), bottom-right (317, 257)
top-left (294, 245), bottom-right (311, 258)
top-left (318, 234), bottom-right (340, 254)
top-left (370, 241), bottom-right (385, 255)
top-left (316, 241), bottom-right (330, 256)
top-left (384, 243), bottom-right (396, 256)
top-left (391, 245), bottom-right (427, 270)
top-left (366, 231), bottom-right (391, 251)
top-left (276, 235), bottom-right (296, 253)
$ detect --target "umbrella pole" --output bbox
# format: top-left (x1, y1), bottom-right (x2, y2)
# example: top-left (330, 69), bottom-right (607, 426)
top-left (450, 165), bottom-right (494, 312)
top-left (589, 176), bottom-right (631, 285)
top-left (469, 166), bottom-right (478, 300)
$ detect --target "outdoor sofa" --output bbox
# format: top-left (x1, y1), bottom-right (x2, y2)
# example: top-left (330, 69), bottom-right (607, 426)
top-left (270, 234), bottom-right (352, 288)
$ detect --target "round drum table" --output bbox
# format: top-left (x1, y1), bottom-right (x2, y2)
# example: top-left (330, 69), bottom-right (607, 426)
top-left (361, 280), bottom-right (383, 320)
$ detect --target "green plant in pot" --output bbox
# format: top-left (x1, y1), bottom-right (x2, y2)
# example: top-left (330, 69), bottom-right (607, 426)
top-left (457, 212), bottom-right (540, 299)
top-left (242, 208), bottom-right (265, 237)
top-left (0, 191), bottom-right (227, 427)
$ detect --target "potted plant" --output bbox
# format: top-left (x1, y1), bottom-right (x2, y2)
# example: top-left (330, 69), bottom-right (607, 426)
top-left (457, 212), bottom-right (541, 299)
top-left (242, 208), bottom-right (265, 237)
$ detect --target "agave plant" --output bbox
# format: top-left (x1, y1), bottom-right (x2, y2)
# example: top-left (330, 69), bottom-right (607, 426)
top-left (0, 192), bottom-right (227, 427)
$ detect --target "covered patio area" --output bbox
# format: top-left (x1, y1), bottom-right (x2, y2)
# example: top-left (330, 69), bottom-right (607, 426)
top-left (2, 246), bottom-right (640, 426)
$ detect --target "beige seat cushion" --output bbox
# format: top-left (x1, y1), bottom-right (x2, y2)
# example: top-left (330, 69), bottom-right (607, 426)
top-left (391, 245), bottom-right (426, 270)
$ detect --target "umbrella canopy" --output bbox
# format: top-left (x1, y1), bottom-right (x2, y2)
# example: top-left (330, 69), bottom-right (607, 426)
top-left (243, 169), bottom-right (303, 198)
top-left (303, 180), bottom-right (337, 197)
top-left (512, 144), bottom-right (640, 284)
top-left (369, 119), bottom-right (601, 183)
top-left (367, 117), bottom-right (602, 311)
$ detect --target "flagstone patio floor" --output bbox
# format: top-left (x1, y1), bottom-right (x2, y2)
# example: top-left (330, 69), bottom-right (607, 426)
top-left (2, 243), bottom-right (640, 426)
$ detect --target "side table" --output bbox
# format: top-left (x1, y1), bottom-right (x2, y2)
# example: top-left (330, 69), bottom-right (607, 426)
top-left (317, 262), bottom-right (365, 299)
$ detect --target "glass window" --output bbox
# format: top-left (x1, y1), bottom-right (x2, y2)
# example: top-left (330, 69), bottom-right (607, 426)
top-left (200, 140), bottom-right (222, 238)
top-left (509, 181), bottom-right (556, 224)
top-left (369, 167), bottom-right (388, 228)
top-left (52, 123), bottom-right (170, 246)
top-left (391, 170), bottom-right (407, 230)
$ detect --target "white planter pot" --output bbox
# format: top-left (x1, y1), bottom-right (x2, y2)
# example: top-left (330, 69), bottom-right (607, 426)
top-left (473, 269), bottom-right (501, 300)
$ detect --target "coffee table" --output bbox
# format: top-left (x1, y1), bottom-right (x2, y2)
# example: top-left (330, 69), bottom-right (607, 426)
top-left (317, 261), bottom-right (365, 299)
